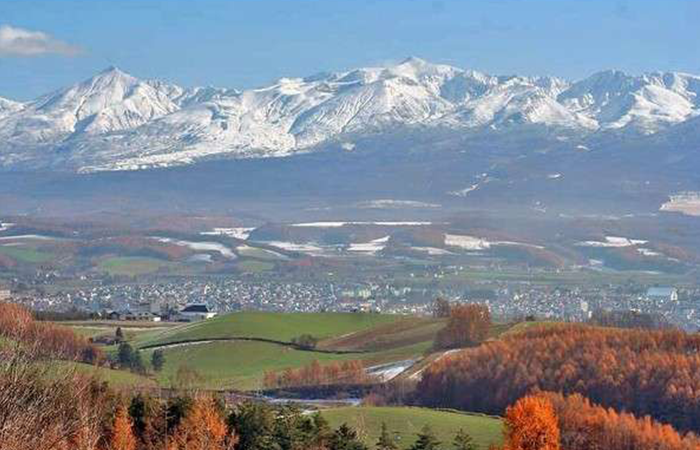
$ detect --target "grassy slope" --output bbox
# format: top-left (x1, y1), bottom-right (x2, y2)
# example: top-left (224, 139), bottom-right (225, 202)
top-left (0, 245), bottom-right (54, 263)
top-left (130, 313), bottom-right (525, 391)
top-left (56, 361), bottom-right (157, 388)
top-left (136, 312), bottom-right (405, 347)
top-left (321, 406), bottom-right (502, 450)
top-left (142, 341), bottom-right (352, 390)
top-left (97, 256), bottom-right (173, 276)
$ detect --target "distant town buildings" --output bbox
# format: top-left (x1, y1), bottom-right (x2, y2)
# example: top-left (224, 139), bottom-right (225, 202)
top-left (646, 287), bottom-right (679, 303)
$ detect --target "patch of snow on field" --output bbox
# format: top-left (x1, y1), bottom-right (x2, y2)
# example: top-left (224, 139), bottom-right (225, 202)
top-left (259, 242), bottom-right (322, 255)
top-left (347, 236), bottom-right (390, 254)
top-left (661, 192), bottom-right (700, 216)
top-left (355, 199), bottom-right (440, 209)
top-left (445, 234), bottom-right (491, 250)
top-left (449, 184), bottom-right (479, 197)
top-left (0, 234), bottom-right (60, 241)
top-left (201, 227), bottom-right (256, 240)
top-left (291, 221), bottom-right (433, 228)
top-left (412, 246), bottom-right (455, 255)
top-left (154, 237), bottom-right (236, 259)
top-left (366, 359), bottom-right (417, 381)
top-left (638, 248), bottom-right (662, 257)
top-left (0, 222), bottom-right (14, 232)
top-left (577, 236), bottom-right (647, 248)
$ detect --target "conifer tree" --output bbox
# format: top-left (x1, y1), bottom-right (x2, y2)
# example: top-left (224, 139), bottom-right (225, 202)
top-left (452, 429), bottom-right (476, 450)
top-left (376, 422), bottom-right (398, 450)
top-left (110, 405), bottom-right (137, 450)
top-left (410, 425), bottom-right (441, 450)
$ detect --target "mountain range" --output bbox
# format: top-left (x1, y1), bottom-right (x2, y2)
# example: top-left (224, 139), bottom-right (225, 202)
top-left (1, 57), bottom-right (700, 173)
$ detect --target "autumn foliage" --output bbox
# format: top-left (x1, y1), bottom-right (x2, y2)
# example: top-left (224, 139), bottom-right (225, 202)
top-left (263, 359), bottom-right (373, 389)
top-left (543, 392), bottom-right (700, 450)
top-left (501, 395), bottom-right (560, 450)
top-left (110, 405), bottom-right (137, 450)
top-left (0, 302), bottom-right (103, 363)
top-left (168, 397), bottom-right (236, 450)
top-left (418, 324), bottom-right (700, 433)
top-left (433, 303), bottom-right (491, 349)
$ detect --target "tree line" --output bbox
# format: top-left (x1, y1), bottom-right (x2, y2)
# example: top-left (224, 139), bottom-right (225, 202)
top-left (417, 323), bottom-right (700, 433)
top-left (0, 301), bottom-right (102, 363)
top-left (492, 392), bottom-right (700, 450)
top-left (263, 359), bottom-right (372, 389)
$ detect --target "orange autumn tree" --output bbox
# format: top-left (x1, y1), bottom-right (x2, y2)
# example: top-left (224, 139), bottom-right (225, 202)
top-left (169, 396), bottom-right (236, 450)
top-left (110, 405), bottom-right (136, 450)
top-left (502, 395), bottom-right (560, 450)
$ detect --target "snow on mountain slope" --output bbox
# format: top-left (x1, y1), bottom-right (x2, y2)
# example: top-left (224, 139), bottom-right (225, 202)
top-left (558, 70), bottom-right (700, 133)
top-left (1, 58), bottom-right (699, 172)
top-left (0, 67), bottom-right (179, 145)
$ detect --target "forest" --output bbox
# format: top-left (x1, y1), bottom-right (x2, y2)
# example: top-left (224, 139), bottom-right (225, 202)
top-left (417, 323), bottom-right (700, 433)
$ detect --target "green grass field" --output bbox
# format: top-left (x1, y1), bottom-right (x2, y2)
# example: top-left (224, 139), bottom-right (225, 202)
top-left (60, 361), bottom-right (157, 388)
top-left (321, 406), bottom-right (502, 450)
top-left (143, 340), bottom-right (355, 390)
top-left (236, 260), bottom-right (275, 272)
top-left (97, 256), bottom-right (173, 276)
top-left (0, 245), bottom-right (54, 263)
top-left (136, 312), bottom-right (405, 347)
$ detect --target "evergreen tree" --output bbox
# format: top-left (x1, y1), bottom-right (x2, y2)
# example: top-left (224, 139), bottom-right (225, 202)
top-left (117, 342), bottom-right (134, 368)
top-left (452, 429), bottom-right (476, 450)
top-left (131, 350), bottom-right (146, 374)
top-left (152, 349), bottom-right (165, 372)
top-left (330, 423), bottom-right (368, 450)
top-left (376, 422), bottom-right (398, 450)
top-left (110, 404), bottom-right (137, 450)
top-left (409, 425), bottom-right (441, 450)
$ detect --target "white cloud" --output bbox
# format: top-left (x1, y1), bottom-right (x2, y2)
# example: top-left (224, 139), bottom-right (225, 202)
top-left (0, 25), bottom-right (81, 57)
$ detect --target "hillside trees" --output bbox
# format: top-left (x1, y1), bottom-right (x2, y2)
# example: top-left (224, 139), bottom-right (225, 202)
top-left (263, 359), bottom-right (373, 389)
top-left (168, 397), bottom-right (236, 450)
top-left (501, 395), bottom-right (560, 450)
top-left (418, 324), bottom-right (700, 433)
top-left (0, 302), bottom-right (103, 363)
top-left (433, 304), bottom-right (491, 349)
top-left (110, 405), bottom-right (137, 450)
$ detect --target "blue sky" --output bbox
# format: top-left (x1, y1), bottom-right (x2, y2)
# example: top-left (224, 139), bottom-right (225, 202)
top-left (1, 0), bottom-right (699, 100)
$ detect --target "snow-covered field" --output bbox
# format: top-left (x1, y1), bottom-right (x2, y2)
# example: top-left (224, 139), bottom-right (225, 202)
top-left (238, 244), bottom-right (291, 259)
top-left (366, 359), bottom-right (417, 381)
top-left (290, 221), bottom-right (433, 228)
top-left (201, 227), bottom-right (256, 240)
top-left (445, 234), bottom-right (491, 250)
top-left (577, 236), bottom-right (647, 248)
top-left (661, 192), bottom-right (700, 216)
top-left (154, 237), bottom-right (236, 259)
top-left (355, 199), bottom-right (440, 209)
top-left (347, 236), bottom-right (390, 254)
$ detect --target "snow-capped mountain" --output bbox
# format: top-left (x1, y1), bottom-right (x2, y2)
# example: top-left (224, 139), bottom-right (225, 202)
top-left (1, 57), bottom-right (699, 172)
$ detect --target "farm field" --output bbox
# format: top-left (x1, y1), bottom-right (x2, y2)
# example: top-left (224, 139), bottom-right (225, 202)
top-left (320, 406), bottom-right (502, 450)
top-left (60, 361), bottom-right (157, 389)
top-left (136, 312), bottom-right (407, 347)
top-left (0, 245), bottom-right (54, 263)
top-left (97, 256), bottom-right (174, 276)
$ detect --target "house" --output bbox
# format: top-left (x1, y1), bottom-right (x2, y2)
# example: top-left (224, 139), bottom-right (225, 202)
top-left (124, 310), bottom-right (162, 322)
top-left (178, 304), bottom-right (217, 322)
top-left (646, 287), bottom-right (679, 303)
top-left (0, 288), bottom-right (11, 301)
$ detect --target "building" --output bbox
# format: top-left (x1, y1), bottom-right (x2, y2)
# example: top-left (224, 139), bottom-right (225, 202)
top-left (646, 287), bottom-right (679, 303)
top-left (0, 288), bottom-right (10, 302)
top-left (123, 310), bottom-right (162, 322)
top-left (178, 304), bottom-right (217, 322)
